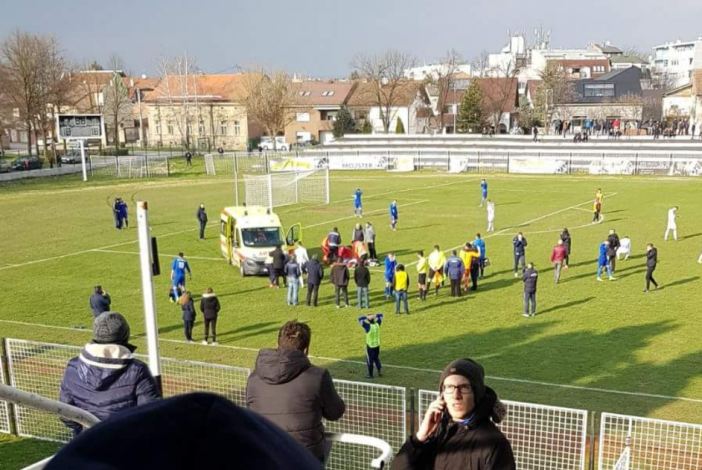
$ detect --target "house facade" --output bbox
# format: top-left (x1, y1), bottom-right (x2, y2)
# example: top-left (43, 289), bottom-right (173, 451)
top-left (144, 74), bottom-right (254, 150)
top-left (346, 81), bottom-right (431, 134)
top-left (284, 80), bottom-right (356, 145)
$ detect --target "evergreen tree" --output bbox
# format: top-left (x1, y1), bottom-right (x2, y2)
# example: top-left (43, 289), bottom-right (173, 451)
top-left (456, 80), bottom-right (483, 133)
top-left (361, 119), bottom-right (373, 134)
top-left (395, 117), bottom-right (405, 134)
top-left (332, 106), bottom-right (356, 138)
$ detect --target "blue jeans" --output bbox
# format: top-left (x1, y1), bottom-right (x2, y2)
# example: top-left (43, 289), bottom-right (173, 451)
top-left (357, 287), bottom-right (369, 308)
top-left (395, 290), bottom-right (409, 314)
top-left (597, 264), bottom-right (613, 279)
top-left (287, 277), bottom-right (299, 304)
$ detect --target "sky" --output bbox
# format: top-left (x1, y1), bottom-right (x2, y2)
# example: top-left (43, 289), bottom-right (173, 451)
top-left (2, 0), bottom-right (702, 78)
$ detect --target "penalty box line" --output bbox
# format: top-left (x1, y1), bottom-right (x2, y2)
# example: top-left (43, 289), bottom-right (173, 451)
top-left (1, 318), bottom-right (700, 404)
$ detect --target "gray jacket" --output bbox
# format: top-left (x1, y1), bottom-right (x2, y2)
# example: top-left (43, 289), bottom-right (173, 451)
top-left (246, 348), bottom-right (345, 461)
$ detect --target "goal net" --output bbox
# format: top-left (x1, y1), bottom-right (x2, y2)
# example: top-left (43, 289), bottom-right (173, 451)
top-left (244, 169), bottom-right (330, 209)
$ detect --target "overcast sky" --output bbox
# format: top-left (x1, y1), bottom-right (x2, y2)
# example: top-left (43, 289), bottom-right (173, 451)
top-left (2, 0), bottom-right (702, 78)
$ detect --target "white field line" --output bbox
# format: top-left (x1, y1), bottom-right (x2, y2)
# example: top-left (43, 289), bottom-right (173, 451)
top-left (304, 199), bottom-right (429, 229)
top-left (401, 192), bottom-right (617, 267)
top-left (94, 249), bottom-right (222, 261)
top-left (0, 228), bottom-right (197, 271)
top-left (1, 319), bottom-right (700, 404)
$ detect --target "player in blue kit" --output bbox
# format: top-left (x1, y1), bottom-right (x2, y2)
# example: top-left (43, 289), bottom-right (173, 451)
top-left (170, 252), bottom-right (192, 302)
top-left (353, 188), bottom-right (363, 218)
top-left (480, 179), bottom-right (488, 207)
top-left (389, 200), bottom-right (398, 231)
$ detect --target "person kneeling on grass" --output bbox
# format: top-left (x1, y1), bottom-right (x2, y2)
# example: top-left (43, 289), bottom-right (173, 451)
top-left (200, 287), bottom-right (221, 345)
top-left (358, 313), bottom-right (383, 378)
top-left (59, 312), bottom-right (160, 437)
top-left (392, 358), bottom-right (515, 469)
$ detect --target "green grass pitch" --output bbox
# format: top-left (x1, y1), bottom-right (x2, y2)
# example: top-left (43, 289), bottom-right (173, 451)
top-left (1, 169), bottom-right (701, 464)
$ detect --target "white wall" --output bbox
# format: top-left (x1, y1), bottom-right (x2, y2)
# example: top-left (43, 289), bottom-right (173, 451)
top-left (663, 95), bottom-right (693, 117)
top-left (369, 106), bottom-right (410, 133)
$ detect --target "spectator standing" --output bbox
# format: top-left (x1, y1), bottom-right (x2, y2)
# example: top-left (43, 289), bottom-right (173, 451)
top-left (247, 321), bottom-right (345, 464)
top-left (428, 245), bottom-right (446, 296)
top-left (364, 222), bottom-right (377, 261)
top-left (89, 285), bottom-right (111, 317)
top-left (512, 232), bottom-right (528, 276)
top-left (269, 244), bottom-right (288, 288)
top-left (199, 287), bottom-right (221, 345)
top-left (445, 250), bottom-right (465, 297)
top-left (522, 262), bottom-right (538, 318)
top-left (644, 243), bottom-right (659, 292)
top-left (351, 223), bottom-right (364, 242)
top-left (354, 256), bottom-right (371, 308)
top-left (185, 151), bottom-right (193, 167)
top-left (196, 204), bottom-right (208, 240)
top-left (550, 239), bottom-right (567, 284)
top-left (330, 260), bottom-right (350, 308)
top-left (303, 254), bottom-right (324, 307)
top-left (59, 312), bottom-right (160, 436)
top-left (392, 358), bottom-right (515, 469)
top-left (284, 254), bottom-right (302, 306)
top-left (294, 242), bottom-right (310, 288)
top-left (393, 264), bottom-right (410, 314)
top-left (416, 250), bottom-right (428, 301)
top-left (560, 228), bottom-right (572, 268)
top-left (179, 291), bottom-right (196, 342)
top-left (358, 313), bottom-right (383, 378)
top-left (607, 229), bottom-right (621, 273)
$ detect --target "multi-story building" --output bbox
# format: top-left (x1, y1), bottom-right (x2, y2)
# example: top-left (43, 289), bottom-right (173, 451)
top-left (651, 38), bottom-right (702, 88)
top-left (144, 73), bottom-right (257, 150)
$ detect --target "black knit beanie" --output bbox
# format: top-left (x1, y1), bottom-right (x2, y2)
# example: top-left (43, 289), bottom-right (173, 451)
top-left (439, 358), bottom-right (486, 404)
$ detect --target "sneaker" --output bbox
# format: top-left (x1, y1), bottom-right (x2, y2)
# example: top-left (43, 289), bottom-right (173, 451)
top-left (643, 289), bottom-right (648, 293)
top-left (344, 304), bottom-right (350, 308)
top-left (596, 277), bottom-right (603, 282)
top-left (211, 342), bottom-right (218, 346)
top-left (365, 374), bottom-right (374, 379)
top-left (514, 272), bottom-right (519, 278)
top-left (336, 305), bottom-right (341, 309)
top-left (377, 371), bottom-right (383, 377)
top-left (187, 340), bottom-right (194, 344)
top-left (522, 313), bottom-right (531, 318)
top-left (609, 277), bottom-right (616, 281)
top-left (201, 340), bottom-right (208, 345)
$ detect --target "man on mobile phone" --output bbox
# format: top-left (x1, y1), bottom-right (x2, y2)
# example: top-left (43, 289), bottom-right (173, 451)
top-left (392, 358), bottom-right (515, 469)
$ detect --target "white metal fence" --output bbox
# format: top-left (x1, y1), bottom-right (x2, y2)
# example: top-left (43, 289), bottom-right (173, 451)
top-left (598, 412), bottom-right (702, 470)
top-left (0, 358), bottom-right (10, 434)
top-left (419, 390), bottom-right (588, 470)
top-left (325, 380), bottom-right (406, 470)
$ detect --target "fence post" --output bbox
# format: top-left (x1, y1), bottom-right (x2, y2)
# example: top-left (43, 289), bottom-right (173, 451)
top-left (506, 152), bottom-right (510, 174)
top-left (588, 412), bottom-right (596, 470)
top-left (1, 339), bottom-right (18, 435)
top-left (635, 153), bottom-right (639, 175)
top-left (569, 152), bottom-right (573, 175)
top-left (447, 150), bottom-right (450, 172)
top-left (166, 153), bottom-right (170, 176)
top-left (408, 388), bottom-right (415, 438)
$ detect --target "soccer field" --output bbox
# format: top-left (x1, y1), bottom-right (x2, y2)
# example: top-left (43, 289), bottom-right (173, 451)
top-left (1, 170), bottom-right (701, 441)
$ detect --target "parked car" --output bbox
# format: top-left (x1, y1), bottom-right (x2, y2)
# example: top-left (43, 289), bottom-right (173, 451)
top-left (258, 136), bottom-right (289, 151)
top-left (10, 156), bottom-right (44, 171)
top-left (0, 159), bottom-right (10, 173)
top-left (60, 149), bottom-right (83, 164)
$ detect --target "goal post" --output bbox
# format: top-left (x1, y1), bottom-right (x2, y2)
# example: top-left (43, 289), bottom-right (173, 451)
top-left (243, 168), bottom-right (329, 209)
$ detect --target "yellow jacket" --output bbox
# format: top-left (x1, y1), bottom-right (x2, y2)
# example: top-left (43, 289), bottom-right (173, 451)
top-left (416, 256), bottom-right (428, 274)
top-left (461, 249), bottom-right (479, 268)
top-left (394, 271), bottom-right (409, 291)
top-left (428, 250), bottom-right (446, 271)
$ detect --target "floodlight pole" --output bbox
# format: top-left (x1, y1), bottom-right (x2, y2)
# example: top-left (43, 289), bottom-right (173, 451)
top-left (79, 139), bottom-right (87, 182)
top-left (136, 201), bottom-right (162, 394)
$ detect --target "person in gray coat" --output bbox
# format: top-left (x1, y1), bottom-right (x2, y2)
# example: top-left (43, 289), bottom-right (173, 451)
top-left (522, 262), bottom-right (538, 318)
top-left (246, 321), bottom-right (345, 463)
top-left (89, 285), bottom-right (111, 317)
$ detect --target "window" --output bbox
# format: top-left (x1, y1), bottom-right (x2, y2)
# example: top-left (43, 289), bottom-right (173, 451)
top-left (321, 91), bottom-right (335, 97)
top-left (296, 112), bottom-right (310, 122)
top-left (298, 91), bottom-right (311, 96)
top-left (198, 121), bottom-right (205, 135)
top-left (234, 120), bottom-right (241, 136)
top-left (167, 121), bottom-right (174, 135)
top-left (220, 121), bottom-right (228, 135)
top-left (584, 83), bottom-right (615, 97)
top-left (355, 111), bottom-right (367, 121)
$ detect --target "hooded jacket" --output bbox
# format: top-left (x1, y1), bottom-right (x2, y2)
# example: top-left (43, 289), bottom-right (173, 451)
top-left (246, 348), bottom-right (345, 462)
top-left (59, 343), bottom-right (160, 436)
top-left (392, 387), bottom-right (515, 470)
top-left (303, 259), bottom-right (324, 285)
top-left (199, 292), bottom-right (221, 320)
top-left (89, 292), bottom-right (111, 317)
top-left (330, 263), bottom-right (350, 287)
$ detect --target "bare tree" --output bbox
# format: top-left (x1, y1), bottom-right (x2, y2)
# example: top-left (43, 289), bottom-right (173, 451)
top-left (351, 50), bottom-right (416, 133)
top-left (242, 69), bottom-right (297, 148)
top-left (428, 49), bottom-right (463, 133)
top-left (156, 53), bottom-right (201, 148)
top-left (537, 63), bottom-right (574, 132)
top-left (102, 56), bottom-right (132, 148)
top-left (0, 30), bottom-right (51, 156)
top-left (471, 50), bottom-right (490, 78)
top-left (478, 60), bottom-right (519, 131)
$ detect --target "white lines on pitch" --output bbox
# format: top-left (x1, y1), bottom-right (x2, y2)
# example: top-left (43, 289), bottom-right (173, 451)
top-left (304, 199), bottom-right (429, 229)
top-left (0, 227), bottom-right (197, 271)
top-left (3, 318), bottom-right (700, 404)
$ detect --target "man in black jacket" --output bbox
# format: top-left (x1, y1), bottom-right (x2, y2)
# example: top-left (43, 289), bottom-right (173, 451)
top-left (644, 243), bottom-right (659, 292)
top-left (392, 358), bottom-right (515, 469)
top-left (247, 321), bottom-right (345, 463)
top-left (354, 256), bottom-right (371, 308)
top-left (196, 203), bottom-right (208, 240)
top-left (330, 260), bottom-right (350, 308)
top-left (89, 285), bottom-right (111, 317)
top-left (522, 262), bottom-right (538, 318)
top-left (303, 254), bottom-right (324, 307)
top-left (270, 244), bottom-right (288, 288)
top-left (606, 229), bottom-right (620, 273)
top-left (512, 232), bottom-right (527, 277)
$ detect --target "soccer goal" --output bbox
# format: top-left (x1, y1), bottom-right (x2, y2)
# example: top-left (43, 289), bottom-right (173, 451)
top-left (243, 168), bottom-right (330, 209)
